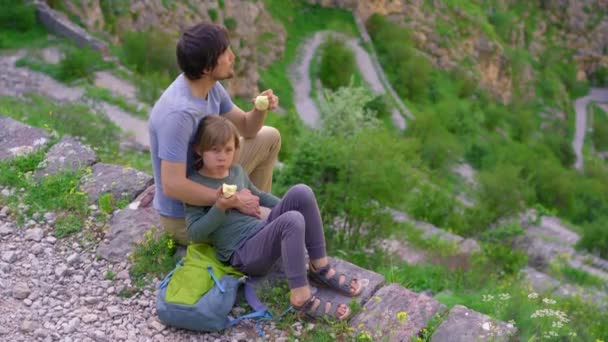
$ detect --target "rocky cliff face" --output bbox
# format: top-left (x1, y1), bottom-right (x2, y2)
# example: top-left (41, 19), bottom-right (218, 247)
top-left (306, 0), bottom-right (608, 102)
top-left (55, 0), bottom-right (286, 98)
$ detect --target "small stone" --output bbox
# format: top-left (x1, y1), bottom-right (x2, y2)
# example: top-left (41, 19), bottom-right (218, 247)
top-left (84, 297), bottom-right (99, 305)
top-left (107, 286), bottom-right (115, 294)
top-left (82, 314), bottom-right (98, 323)
top-left (73, 275), bottom-right (84, 283)
top-left (0, 223), bottom-right (12, 235)
top-left (25, 228), bottom-right (44, 241)
top-left (1, 251), bottom-right (17, 263)
top-left (34, 328), bottom-right (47, 337)
top-left (55, 265), bottom-right (68, 278)
top-left (46, 236), bottom-right (57, 244)
top-left (482, 322), bottom-right (491, 331)
top-left (233, 332), bottom-right (247, 340)
top-left (117, 270), bottom-right (129, 280)
top-left (13, 282), bottom-right (31, 299)
top-left (114, 330), bottom-right (128, 340)
top-left (20, 320), bottom-right (36, 332)
top-left (107, 306), bottom-right (122, 318)
top-left (24, 299), bottom-right (33, 306)
top-left (31, 244), bottom-right (43, 255)
top-left (91, 330), bottom-right (107, 342)
top-left (1, 189), bottom-right (9, 197)
top-left (148, 319), bottom-right (165, 332)
top-left (44, 212), bottom-right (56, 221)
top-left (66, 253), bottom-right (80, 265)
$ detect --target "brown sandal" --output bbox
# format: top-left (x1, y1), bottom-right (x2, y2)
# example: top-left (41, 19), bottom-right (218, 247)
top-left (308, 264), bottom-right (362, 297)
top-left (291, 295), bottom-right (351, 321)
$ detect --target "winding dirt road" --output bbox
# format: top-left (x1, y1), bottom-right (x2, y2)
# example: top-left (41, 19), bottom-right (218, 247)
top-left (573, 88), bottom-right (608, 171)
top-left (289, 31), bottom-right (408, 130)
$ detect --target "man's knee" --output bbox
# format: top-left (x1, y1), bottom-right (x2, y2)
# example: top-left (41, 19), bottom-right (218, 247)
top-left (258, 126), bottom-right (281, 153)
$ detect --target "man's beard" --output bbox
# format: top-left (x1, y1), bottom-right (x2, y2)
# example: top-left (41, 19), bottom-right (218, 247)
top-left (214, 69), bottom-right (235, 81)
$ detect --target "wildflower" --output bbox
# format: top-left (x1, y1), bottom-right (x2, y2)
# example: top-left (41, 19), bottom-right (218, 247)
top-left (357, 330), bottom-right (373, 341)
top-left (527, 292), bottom-right (538, 299)
top-left (373, 296), bottom-right (382, 302)
top-left (396, 311), bottom-right (408, 323)
top-left (498, 293), bottom-right (511, 301)
top-left (542, 298), bottom-right (556, 305)
top-left (551, 321), bottom-right (563, 329)
top-left (482, 294), bottom-right (494, 302)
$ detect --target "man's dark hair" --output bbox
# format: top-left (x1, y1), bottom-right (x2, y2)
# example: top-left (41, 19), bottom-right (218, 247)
top-left (176, 23), bottom-right (230, 80)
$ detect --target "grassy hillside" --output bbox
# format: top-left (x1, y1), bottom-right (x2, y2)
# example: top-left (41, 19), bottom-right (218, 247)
top-left (2, 0), bottom-right (608, 340)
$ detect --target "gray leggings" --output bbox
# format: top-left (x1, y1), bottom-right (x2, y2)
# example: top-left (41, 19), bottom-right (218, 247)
top-left (229, 184), bottom-right (326, 289)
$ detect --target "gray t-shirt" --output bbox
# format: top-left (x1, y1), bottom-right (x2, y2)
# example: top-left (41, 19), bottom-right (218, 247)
top-left (185, 165), bottom-right (280, 262)
top-left (148, 74), bottom-right (234, 218)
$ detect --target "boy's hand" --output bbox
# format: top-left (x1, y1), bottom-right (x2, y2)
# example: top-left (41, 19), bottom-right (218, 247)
top-left (215, 187), bottom-right (239, 212)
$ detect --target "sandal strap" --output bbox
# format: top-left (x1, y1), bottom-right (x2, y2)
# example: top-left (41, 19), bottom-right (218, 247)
top-left (310, 264), bottom-right (358, 295)
top-left (293, 295), bottom-right (345, 319)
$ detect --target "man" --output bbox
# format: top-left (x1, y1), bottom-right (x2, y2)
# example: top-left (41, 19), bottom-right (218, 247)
top-left (148, 22), bottom-right (281, 245)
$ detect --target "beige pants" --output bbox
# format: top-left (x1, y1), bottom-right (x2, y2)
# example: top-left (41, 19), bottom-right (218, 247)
top-left (161, 126), bottom-right (281, 245)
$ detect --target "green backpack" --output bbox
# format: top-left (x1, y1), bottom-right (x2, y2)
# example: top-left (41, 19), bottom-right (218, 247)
top-left (156, 243), bottom-right (272, 332)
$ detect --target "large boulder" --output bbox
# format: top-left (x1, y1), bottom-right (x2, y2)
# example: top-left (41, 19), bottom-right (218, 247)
top-left (80, 163), bottom-right (153, 203)
top-left (351, 284), bottom-right (446, 341)
top-left (34, 135), bottom-right (97, 178)
top-left (0, 116), bottom-right (50, 161)
top-left (97, 206), bottom-right (160, 261)
top-left (431, 305), bottom-right (517, 342)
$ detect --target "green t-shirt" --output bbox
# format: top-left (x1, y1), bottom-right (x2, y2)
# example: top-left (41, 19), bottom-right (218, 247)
top-left (185, 164), bottom-right (280, 262)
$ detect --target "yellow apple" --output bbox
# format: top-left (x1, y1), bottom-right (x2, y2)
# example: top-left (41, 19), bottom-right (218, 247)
top-left (222, 183), bottom-right (237, 198)
top-left (254, 95), bottom-right (269, 111)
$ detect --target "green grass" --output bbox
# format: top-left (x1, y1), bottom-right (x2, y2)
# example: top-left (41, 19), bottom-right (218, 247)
top-left (0, 95), bottom-right (152, 174)
top-left (368, 253), bottom-right (607, 340)
top-left (0, 26), bottom-right (49, 50)
top-left (556, 264), bottom-right (605, 288)
top-left (130, 231), bottom-right (177, 288)
top-left (15, 46), bottom-right (112, 83)
top-left (85, 85), bottom-right (148, 119)
top-left (0, 152), bottom-right (90, 236)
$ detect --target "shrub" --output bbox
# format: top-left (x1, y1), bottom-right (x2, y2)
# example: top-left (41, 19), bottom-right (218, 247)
top-left (57, 47), bottom-right (107, 82)
top-left (119, 30), bottom-right (179, 76)
top-left (363, 94), bottom-right (391, 119)
top-left (576, 217), bottom-right (608, 259)
top-left (476, 163), bottom-right (531, 221)
top-left (406, 110), bottom-right (463, 170)
top-left (224, 17), bottom-right (237, 31)
top-left (318, 85), bottom-right (379, 137)
top-left (0, 0), bottom-right (36, 31)
top-left (207, 8), bottom-right (219, 22)
top-left (135, 71), bottom-right (172, 105)
top-left (130, 230), bottom-right (177, 287)
top-left (590, 66), bottom-right (608, 87)
top-left (318, 37), bottom-right (356, 90)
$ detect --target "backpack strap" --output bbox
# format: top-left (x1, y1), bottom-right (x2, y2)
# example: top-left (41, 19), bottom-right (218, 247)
top-left (158, 259), bottom-right (184, 290)
top-left (207, 266), bottom-right (225, 293)
top-left (227, 277), bottom-right (272, 337)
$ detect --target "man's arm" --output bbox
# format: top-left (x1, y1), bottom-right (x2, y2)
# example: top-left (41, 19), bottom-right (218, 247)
top-left (223, 89), bottom-right (279, 138)
top-left (161, 160), bottom-right (262, 216)
top-left (161, 160), bottom-right (218, 206)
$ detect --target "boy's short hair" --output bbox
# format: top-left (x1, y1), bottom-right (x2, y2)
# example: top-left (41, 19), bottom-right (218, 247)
top-left (176, 23), bottom-right (230, 80)
top-left (193, 115), bottom-right (240, 169)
